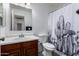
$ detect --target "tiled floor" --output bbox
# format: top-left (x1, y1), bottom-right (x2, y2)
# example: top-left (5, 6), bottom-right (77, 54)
top-left (38, 50), bottom-right (67, 56)
top-left (38, 52), bottom-right (43, 56)
top-left (38, 51), bottom-right (60, 56)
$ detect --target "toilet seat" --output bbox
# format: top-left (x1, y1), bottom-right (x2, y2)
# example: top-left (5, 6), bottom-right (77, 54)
top-left (43, 43), bottom-right (55, 51)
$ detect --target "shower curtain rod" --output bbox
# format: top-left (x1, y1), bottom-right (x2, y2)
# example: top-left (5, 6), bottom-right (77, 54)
top-left (48, 9), bottom-right (57, 14)
top-left (48, 4), bottom-right (71, 14)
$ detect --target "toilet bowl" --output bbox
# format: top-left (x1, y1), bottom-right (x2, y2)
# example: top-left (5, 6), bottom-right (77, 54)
top-left (38, 33), bottom-right (48, 54)
top-left (42, 42), bottom-right (55, 56)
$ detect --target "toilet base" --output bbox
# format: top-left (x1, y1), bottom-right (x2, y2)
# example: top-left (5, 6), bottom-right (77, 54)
top-left (42, 49), bottom-right (53, 56)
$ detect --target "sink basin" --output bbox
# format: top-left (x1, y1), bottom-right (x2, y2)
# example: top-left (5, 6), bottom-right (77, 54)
top-left (0, 35), bottom-right (39, 45)
top-left (43, 43), bottom-right (55, 51)
top-left (2, 37), bottom-right (29, 43)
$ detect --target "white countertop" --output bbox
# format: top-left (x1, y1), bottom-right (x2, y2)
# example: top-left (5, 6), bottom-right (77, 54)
top-left (0, 35), bottom-right (39, 45)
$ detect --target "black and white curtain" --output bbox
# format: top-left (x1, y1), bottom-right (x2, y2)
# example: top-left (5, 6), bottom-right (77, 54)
top-left (48, 4), bottom-right (79, 56)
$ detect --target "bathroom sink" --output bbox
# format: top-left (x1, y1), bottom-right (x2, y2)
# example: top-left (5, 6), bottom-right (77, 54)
top-left (43, 42), bottom-right (55, 51)
top-left (0, 35), bottom-right (39, 45)
top-left (2, 36), bottom-right (30, 43)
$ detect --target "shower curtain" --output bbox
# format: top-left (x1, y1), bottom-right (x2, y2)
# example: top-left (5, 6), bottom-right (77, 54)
top-left (48, 4), bottom-right (79, 56)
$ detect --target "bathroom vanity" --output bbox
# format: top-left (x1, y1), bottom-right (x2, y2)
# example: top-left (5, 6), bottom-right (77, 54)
top-left (0, 3), bottom-right (38, 56)
top-left (1, 36), bottom-right (38, 56)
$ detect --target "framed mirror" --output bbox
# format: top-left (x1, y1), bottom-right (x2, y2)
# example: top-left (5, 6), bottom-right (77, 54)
top-left (10, 4), bottom-right (32, 31)
top-left (0, 3), bottom-right (3, 26)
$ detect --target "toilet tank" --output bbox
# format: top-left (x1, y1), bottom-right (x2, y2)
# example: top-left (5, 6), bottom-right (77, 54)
top-left (38, 33), bottom-right (48, 43)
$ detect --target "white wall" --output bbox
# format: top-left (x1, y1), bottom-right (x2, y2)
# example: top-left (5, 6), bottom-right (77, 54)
top-left (72, 4), bottom-right (79, 32)
top-left (31, 3), bottom-right (69, 35)
top-left (0, 26), bottom-right (5, 37)
top-left (3, 4), bottom-right (11, 36)
top-left (31, 4), bottom-right (49, 34)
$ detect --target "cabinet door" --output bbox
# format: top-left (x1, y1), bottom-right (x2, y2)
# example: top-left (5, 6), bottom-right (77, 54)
top-left (1, 43), bottom-right (21, 56)
top-left (1, 49), bottom-right (20, 56)
top-left (24, 48), bottom-right (37, 56)
top-left (8, 50), bottom-right (20, 56)
top-left (23, 40), bottom-right (38, 56)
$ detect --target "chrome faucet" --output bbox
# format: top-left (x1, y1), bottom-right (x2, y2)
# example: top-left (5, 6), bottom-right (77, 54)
top-left (19, 34), bottom-right (24, 38)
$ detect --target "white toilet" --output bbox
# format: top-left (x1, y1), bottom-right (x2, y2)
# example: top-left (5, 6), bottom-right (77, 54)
top-left (38, 33), bottom-right (48, 55)
top-left (38, 33), bottom-right (55, 56)
top-left (42, 42), bottom-right (55, 56)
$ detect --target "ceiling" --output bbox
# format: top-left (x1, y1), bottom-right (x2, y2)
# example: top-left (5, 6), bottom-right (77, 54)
top-left (12, 3), bottom-right (70, 13)
top-left (31, 3), bottom-right (70, 13)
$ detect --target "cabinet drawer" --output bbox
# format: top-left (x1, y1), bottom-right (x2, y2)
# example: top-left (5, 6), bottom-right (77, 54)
top-left (1, 43), bottom-right (20, 52)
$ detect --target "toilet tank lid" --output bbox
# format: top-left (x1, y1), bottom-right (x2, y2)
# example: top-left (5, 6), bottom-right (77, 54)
top-left (38, 33), bottom-right (48, 36)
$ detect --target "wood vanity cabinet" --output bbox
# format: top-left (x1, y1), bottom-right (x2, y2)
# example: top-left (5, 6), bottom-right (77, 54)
top-left (22, 40), bottom-right (38, 56)
top-left (1, 40), bottom-right (38, 56)
top-left (1, 43), bottom-right (20, 56)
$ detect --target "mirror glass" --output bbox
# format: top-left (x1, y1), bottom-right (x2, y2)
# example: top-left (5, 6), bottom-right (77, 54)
top-left (10, 4), bottom-right (32, 31)
top-left (0, 3), bottom-right (3, 26)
